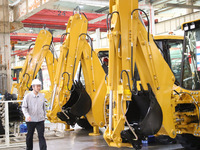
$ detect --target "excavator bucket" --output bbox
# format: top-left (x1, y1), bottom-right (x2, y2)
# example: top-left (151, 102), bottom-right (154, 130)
top-left (121, 84), bottom-right (162, 149)
top-left (57, 81), bottom-right (91, 125)
top-left (65, 81), bottom-right (91, 116)
top-left (126, 84), bottom-right (163, 136)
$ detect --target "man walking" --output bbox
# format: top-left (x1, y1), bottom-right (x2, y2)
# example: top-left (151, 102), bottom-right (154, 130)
top-left (22, 79), bottom-right (47, 150)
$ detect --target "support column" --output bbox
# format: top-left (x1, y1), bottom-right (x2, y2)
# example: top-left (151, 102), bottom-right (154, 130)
top-left (149, 4), bottom-right (155, 35)
top-left (15, 55), bottom-right (17, 66)
top-left (0, 0), bottom-right (11, 93)
top-left (186, 0), bottom-right (193, 14)
top-left (96, 28), bottom-right (101, 48)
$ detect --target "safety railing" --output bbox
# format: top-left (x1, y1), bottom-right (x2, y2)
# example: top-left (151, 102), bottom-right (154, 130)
top-left (0, 98), bottom-right (25, 148)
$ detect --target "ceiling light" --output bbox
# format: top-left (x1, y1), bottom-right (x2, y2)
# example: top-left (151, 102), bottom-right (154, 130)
top-left (29, 29), bottom-right (33, 33)
top-left (190, 23), bottom-right (195, 29)
top-left (184, 24), bottom-right (189, 31)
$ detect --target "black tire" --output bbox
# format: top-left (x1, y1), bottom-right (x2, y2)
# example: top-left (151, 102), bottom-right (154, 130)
top-left (155, 135), bottom-right (177, 144)
top-left (0, 119), bottom-right (5, 135)
top-left (77, 118), bottom-right (93, 130)
top-left (177, 134), bottom-right (200, 150)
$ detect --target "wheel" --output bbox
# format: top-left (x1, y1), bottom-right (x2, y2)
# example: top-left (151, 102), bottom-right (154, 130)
top-left (77, 118), bottom-right (92, 130)
top-left (155, 135), bottom-right (177, 144)
top-left (177, 134), bottom-right (200, 150)
top-left (0, 119), bottom-right (5, 135)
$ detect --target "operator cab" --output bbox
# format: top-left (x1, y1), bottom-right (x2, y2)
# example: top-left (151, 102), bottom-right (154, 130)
top-left (154, 35), bottom-right (183, 85)
top-left (181, 19), bottom-right (200, 90)
top-left (95, 48), bottom-right (109, 74)
top-left (11, 66), bottom-right (22, 83)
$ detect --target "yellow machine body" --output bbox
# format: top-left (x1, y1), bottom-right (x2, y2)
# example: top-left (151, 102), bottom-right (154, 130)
top-left (154, 35), bottom-right (183, 40)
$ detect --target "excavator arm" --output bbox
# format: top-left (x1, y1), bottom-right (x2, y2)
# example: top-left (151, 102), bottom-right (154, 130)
top-left (47, 11), bottom-right (107, 132)
top-left (47, 12), bottom-right (88, 123)
top-left (103, 1), bottom-right (200, 150)
top-left (104, 0), bottom-right (175, 149)
top-left (11, 29), bottom-right (57, 100)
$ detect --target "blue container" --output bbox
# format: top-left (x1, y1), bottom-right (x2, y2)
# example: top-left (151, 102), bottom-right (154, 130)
top-left (142, 138), bottom-right (148, 147)
top-left (20, 123), bottom-right (27, 133)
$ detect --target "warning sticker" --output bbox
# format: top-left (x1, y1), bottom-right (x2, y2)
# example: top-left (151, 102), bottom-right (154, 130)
top-left (197, 41), bottom-right (200, 71)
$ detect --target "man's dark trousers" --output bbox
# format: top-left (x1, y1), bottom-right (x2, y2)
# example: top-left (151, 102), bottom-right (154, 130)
top-left (26, 121), bottom-right (47, 150)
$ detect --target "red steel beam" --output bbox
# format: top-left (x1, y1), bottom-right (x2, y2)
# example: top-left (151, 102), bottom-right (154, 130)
top-left (23, 20), bottom-right (106, 28)
top-left (21, 9), bottom-right (150, 32)
top-left (22, 9), bottom-right (107, 31)
top-left (10, 35), bottom-right (61, 42)
top-left (11, 49), bottom-right (31, 56)
top-left (23, 24), bottom-right (66, 30)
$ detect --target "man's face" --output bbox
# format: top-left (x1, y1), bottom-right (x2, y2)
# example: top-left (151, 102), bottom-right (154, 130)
top-left (32, 85), bottom-right (41, 93)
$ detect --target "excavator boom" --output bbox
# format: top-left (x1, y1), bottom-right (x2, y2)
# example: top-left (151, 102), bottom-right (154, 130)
top-left (47, 11), bottom-right (107, 132)
top-left (11, 29), bottom-right (57, 100)
top-left (104, 0), bottom-right (175, 148)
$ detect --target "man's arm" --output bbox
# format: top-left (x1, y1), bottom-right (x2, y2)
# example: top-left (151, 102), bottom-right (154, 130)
top-left (43, 98), bottom-right (47, 118)
top-left (22, 95), bottom-right (31, 121)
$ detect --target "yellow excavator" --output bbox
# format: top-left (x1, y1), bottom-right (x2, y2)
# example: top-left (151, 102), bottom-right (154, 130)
top-left (102, 0), bottom-right (200, 149)
top-left (94, 36), bottom-right (184, 146)
top-left (1, 29), bottom-right (58, 136)
top-left (11, 29), bottom-right (57, 101)
top-left (46, 8), bottom-right (107, 134)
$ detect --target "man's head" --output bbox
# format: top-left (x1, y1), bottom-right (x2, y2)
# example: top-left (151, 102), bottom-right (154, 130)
top-left (31, 79), bottom-right (42, 94)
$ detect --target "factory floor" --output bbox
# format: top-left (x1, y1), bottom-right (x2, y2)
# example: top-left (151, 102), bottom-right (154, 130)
top-left (1, 124), bottom-right (184, 150)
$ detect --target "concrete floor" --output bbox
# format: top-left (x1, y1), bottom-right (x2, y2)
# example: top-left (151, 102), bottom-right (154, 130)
top-left (0, 124), bottom-right (185, 150)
